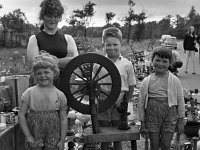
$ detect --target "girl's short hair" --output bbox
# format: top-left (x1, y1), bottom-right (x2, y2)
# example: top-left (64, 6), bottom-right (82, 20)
top-left (102, 27), bottom-right (122, 44)
top-left (151, 46), bottom-right (172, 63)
top-left (32, 51), bottom-right (60, 79)
top-left (39, 0), bottom-right (64, 20)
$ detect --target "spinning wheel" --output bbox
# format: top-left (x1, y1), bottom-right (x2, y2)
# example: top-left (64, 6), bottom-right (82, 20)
top-left (60, 54), bottom-right (140, 147)
top-left (60, 53), bottom-right (121, 115)
top-left (60, 53), bottom-right (121, 133)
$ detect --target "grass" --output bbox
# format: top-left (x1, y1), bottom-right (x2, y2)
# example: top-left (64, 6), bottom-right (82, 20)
top-left (0, 38), bottom-right (159, 76)
top-left (0, 47), bottom-right (31, 76)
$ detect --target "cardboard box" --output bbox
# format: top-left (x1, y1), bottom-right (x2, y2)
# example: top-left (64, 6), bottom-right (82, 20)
top-left (4, 75), bottom-right (30, 107)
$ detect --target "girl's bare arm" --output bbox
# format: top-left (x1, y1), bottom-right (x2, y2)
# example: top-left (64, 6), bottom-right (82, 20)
top-left (59, 108), bottom-right (68, 142)
top-left (18, 101), bottom-right (33, 141)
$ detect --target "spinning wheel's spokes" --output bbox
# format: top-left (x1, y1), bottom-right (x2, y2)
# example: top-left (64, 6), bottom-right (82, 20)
top-left (99, 90), bottom-right (110, 97)
top-left (74, 94), bottom-right (84, 100)
top-left (73, 71), bottom-right (87, 82)
top-left (78, 65), bottom-right (88, 80)
top-left (72, 85), bottom-right (86, 95)
top-left (76, 93), bottom-right (86, 103)
top-left (95, 73), bottom-right (110, 82)
top-left (88, 62), bottom-right (94, 80)
top-left (60, 53), bottom-right (121, 114)
top-left (70, 82), bottom-right (86, 85)
top-left (93, 65), bottom-right (103, 80)
top-left (98, 83), bottom-right (112, 85)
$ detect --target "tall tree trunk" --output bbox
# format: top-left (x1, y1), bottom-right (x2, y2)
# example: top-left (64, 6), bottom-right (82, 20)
top-left (3, 30), bottom-right (6, 47)
top-left (127, 21), bottom-right (131, 43)
top-left (84, 26), bottom-right (87, 39)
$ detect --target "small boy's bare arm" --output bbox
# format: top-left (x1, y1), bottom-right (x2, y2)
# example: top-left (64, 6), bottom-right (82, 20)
top-left (126, 86), bottom-right (135, 102)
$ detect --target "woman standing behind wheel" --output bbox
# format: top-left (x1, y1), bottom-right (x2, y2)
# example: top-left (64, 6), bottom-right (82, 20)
top-left (183, 26), bottom-right (197, 74)
top-left (27, 0), bottom-right (78, 88)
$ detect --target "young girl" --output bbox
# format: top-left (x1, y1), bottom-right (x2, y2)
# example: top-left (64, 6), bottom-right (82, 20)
top-left (19, 52), bottom-right (68, 150)
top-left (138, 46), bottom-right (185, 150)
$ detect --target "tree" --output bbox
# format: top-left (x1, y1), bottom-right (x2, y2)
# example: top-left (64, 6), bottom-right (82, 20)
top-left (157, 15), bottom-right (173, 36)
top-left (0, 9), bottom-right (27, 47)
top-left (144, 21), bottom-right (158, 39)
top-left (72, 1), bottom-right (96, 38)
top-left (105, 12), bottom-right (115, 26)
top-left (66, 15), bottom-right (81, 36)
top-left (173, 14), bottom-right (187, 39)
top-left (134, 11), bottom-right (147, 41)
top-left (112, 22), bottom-right (121, 28)
top-left (188, 6), bottom-right (196, 20)
top-left (122, 0), bottom-right (137, 43)
top-left (185, 6), bottom-right (200, 34)
top-left (0, 15), bottom-right (9, 46)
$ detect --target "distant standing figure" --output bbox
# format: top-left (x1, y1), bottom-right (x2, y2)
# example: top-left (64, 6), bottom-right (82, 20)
top-left (183, 26), bottom-right (196, 74)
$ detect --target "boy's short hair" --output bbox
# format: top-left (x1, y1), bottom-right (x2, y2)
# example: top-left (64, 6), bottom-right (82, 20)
top-left (102, 27), bottom-right (122, 44)
top-left (151, 46), bottom-right (173, 63)
top-left (32, 51), bottom-right (60, 78)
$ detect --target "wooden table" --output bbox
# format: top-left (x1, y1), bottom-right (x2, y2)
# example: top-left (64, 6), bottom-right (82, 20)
top-left (0, 124), bottom-right (15, 150)
top-left (80, 125), bottom-right (140, 150)
top-left (0, 123), bottom-right (25, 150)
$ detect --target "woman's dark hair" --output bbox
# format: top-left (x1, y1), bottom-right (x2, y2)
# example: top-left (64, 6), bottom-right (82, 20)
top-left (39, 0), bottom-right (64, 20)
top-left (39, 23), bottom-right (44, 31)
top-left (151, 46), bottom-right (173, 63)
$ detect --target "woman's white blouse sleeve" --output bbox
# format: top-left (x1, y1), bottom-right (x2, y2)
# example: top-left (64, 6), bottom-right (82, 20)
top-left (64, 34), bottom-right (78, 57)
top-left (27, 35), bottom-right (39, 63)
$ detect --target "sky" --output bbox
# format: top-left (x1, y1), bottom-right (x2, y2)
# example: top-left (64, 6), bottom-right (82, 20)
top-left (0, 0), bottom-right (200, 27)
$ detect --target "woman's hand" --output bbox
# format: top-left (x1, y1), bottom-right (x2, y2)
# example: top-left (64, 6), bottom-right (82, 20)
top-left (57, 140), bottom-right (65, 150)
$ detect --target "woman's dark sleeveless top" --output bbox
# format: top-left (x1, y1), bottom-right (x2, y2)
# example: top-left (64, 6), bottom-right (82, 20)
top-left (36, 31), bottom-right (68, 58)
top-left (183, 34), bottom-right (196, 51)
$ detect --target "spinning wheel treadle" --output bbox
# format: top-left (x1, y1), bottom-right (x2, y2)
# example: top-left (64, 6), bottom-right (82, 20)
top-left (60, 53), bottom-right (121, 114)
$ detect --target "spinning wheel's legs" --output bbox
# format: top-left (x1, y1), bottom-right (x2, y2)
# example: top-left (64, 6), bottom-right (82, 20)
top-left (89, 82), bottom-right (99, 133)
top-left (66, 107), bottom-right (75, 136)
top-left (67, 118), bottom-right (75, 136)
top-left (193, 138), bottom-right (198, 150)
top-left (131, 140), bottom-right (137, 150)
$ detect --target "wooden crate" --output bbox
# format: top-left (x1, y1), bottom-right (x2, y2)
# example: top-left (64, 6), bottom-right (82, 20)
top-left (0, 85), bottom-right (11, 111)
top-left (4, 75), bottom-right (30, 107)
